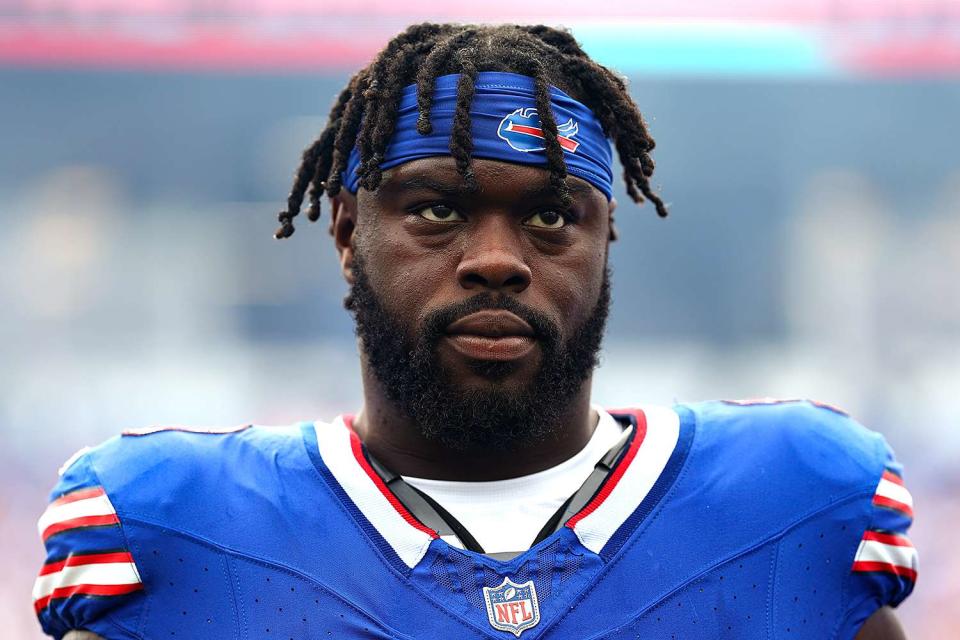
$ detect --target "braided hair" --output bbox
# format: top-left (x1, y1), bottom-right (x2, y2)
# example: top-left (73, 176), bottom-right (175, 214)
top-left (274, 23), bottom-right (667, 239)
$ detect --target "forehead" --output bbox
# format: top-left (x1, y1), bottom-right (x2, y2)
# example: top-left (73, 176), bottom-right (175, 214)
top-left (369, 156), bottom-right (605, 205)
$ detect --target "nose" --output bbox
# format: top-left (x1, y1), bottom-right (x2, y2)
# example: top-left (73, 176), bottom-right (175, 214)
top-left (456, 218), bottom-right (532, 294)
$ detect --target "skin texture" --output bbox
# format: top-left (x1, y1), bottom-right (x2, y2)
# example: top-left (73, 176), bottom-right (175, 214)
top-left (58, 157), bottom-right (907, 640)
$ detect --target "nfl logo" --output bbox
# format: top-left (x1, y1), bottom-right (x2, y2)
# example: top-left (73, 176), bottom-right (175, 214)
top-left (482, 577), bottom-right (541, 637)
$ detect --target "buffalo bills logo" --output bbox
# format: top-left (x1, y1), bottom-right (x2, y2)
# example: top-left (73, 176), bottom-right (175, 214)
top-left (483, 577), bottom-right (541, 637)
top-left (497, 108), bottom-right (580, 153)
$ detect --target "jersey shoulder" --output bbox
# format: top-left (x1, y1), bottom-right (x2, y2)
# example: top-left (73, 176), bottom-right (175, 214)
top-left (677, 398), bottom-right (917, 632)
top-left (33, 422), bottom-right (311, 639)
top-left (81, 422), bottom-right (308, 521)
top-left (682, 398), bottom-right (890, 498)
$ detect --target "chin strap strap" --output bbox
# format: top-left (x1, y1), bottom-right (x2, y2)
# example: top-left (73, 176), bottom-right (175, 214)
top-left (365, 416), bottom-right (635, 561)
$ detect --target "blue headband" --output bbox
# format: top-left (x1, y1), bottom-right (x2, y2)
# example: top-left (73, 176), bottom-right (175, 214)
top-left (342, 71), bottom-right (614, 200)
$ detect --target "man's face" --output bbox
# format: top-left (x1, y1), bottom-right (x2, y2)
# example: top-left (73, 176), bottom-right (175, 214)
top-left (342, 156), bottom-right (613, 450)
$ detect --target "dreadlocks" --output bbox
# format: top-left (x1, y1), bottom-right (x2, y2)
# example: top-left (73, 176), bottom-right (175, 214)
top-left (274, 23), bottom-right (667, 240)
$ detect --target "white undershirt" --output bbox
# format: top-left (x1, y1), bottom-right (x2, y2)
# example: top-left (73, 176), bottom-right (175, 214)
top-left (402, 406), bottom-right (625, 553)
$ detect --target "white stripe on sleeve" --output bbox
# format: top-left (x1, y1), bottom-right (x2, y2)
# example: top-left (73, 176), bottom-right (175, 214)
top-left (36, 494), bottom-right (116, 537)
top-left (33, 562), bottom-right (142, 601)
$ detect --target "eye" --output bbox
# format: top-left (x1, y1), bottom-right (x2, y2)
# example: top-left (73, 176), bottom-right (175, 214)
top-left (523, 210), bottom-right (567, 229)
top-left (415, 204), bottom-right (465, 223)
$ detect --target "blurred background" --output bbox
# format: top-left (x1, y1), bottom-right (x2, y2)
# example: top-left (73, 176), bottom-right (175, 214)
top-left (2, 1), bottom-right (958, 637)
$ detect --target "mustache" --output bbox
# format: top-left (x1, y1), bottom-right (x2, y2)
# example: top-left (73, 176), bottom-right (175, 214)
top-left (420, 293), bottom-right (561, 345)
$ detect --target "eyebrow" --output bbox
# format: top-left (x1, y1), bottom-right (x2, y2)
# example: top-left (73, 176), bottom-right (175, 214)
top-left (387, 173), bottom-right (596, 200)
top-left (393, 176), bottom-right (475, 197)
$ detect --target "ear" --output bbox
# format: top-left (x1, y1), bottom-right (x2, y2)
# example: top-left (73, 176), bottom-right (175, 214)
top-left (607, 197), bottom-right (619, 242)
top-left (330, 190), bottom-right (359, 284)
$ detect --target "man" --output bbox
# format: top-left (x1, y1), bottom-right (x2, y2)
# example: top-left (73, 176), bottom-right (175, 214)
top-left (34, 23), bottom-right (916, 639)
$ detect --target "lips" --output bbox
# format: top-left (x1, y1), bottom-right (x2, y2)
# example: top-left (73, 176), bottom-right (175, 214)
top-left (444, 310), bottom-right (536, 361)
top-left (446, 310), bottom-right (535, 338)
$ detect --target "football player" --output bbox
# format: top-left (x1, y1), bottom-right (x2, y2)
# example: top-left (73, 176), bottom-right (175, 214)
top-left (34, 23), bottom-right (916, 639)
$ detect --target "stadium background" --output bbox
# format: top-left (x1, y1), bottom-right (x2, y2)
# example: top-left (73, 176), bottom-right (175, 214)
top-left (1, 1), bottom-right (957, 636)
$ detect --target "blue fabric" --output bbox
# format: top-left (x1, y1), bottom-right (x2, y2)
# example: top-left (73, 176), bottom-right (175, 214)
top-left (343, 71), bottom-right (615, 199)
top-left (34, 400), bottom-right (915, 639)
top-left (837, 444), bottom-right (916, 639)
top-left (35, 454), bottom-right (144, 640)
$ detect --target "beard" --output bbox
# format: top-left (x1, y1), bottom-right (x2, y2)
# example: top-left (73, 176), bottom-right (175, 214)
top-left (346, 253), bottom-right (611, 451)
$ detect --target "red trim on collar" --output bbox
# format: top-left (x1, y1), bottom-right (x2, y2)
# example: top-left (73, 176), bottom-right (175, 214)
top-left (564, 408), bottom-right (648, 530)
top-left (342, 415), bottom-right (438, 539)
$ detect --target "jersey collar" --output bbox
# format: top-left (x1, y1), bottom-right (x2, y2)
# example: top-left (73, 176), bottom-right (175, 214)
top-left (305, 406), bottom-right (683, 570)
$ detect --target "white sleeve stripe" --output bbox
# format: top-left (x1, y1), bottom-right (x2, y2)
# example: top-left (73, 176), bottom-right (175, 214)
top-left (875, 478), bottom-right (914, 508)
top-left (36, 494), bottom-right (116, 537)
top-left (854, 539), bottom-right (919, 570)
top-left (32, 562), bottom-right (141, 600)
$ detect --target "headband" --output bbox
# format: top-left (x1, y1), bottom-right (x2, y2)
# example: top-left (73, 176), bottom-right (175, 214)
top-left (342, 71), bottom-right (614, 200)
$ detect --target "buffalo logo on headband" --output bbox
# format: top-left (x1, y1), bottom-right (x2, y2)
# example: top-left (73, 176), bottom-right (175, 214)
top-left (497, 108), bottom-right (580, 154)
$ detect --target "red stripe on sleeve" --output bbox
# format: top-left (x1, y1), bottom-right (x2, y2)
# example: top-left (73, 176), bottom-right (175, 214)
top-left (881, 469), bottom-right (905, 486)
top-left (39, 551), bottom-right (135, 576)
top-left (862, 531), bottom-right (914, 547)
top-left (872, 494), bottom-right (914, 519)
top-left (41, 514), bottom-right (120, 542)
top-left (34, 582), bottom-right (143, 614)
top-left (852, 560), bottom-right (917, 582)
top-left (50, 487), bottom-right (105, 507)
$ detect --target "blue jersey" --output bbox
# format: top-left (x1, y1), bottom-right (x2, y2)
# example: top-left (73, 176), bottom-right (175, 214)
top-left (33, 400), bottom-right (917, 639)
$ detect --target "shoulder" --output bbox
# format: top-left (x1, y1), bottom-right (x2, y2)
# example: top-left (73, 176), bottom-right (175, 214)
top-left (33, 421), bottom-right (315, 638)
top-left (679, 399), bottom-right (917, 629)
top-left (75, 422), bottom-right (308, 515)
top-left (667, 398), bottom-right (905, 556)
top-left (679, 398), bottom-right (890, 499)
top-left (95, 420), bottom-right (301, 465)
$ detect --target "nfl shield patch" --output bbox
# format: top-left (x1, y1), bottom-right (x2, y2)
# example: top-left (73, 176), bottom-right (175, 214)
top-left (483, 577), bottom-right (541, 637)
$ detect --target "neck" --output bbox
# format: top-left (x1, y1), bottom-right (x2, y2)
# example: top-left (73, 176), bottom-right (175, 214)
top-left (352, 363), bottom-right (597, 481)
